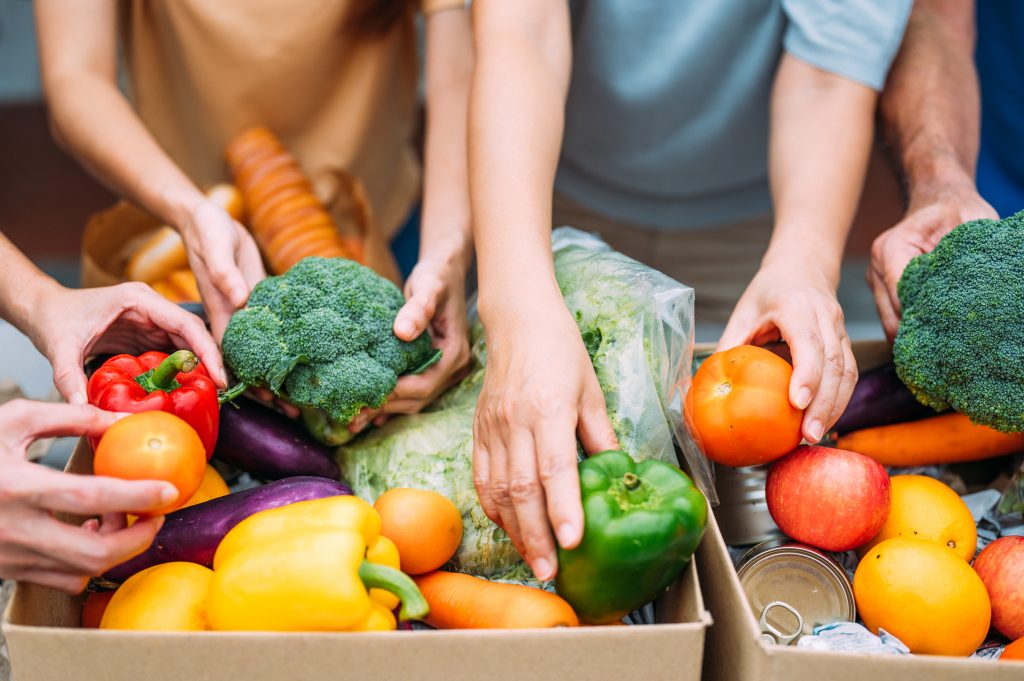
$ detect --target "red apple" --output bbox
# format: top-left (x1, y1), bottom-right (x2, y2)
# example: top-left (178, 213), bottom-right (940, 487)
top-left (973, 536), bottom-right (1024, 640)
top-left (765, 445), bottom-right (891, 552)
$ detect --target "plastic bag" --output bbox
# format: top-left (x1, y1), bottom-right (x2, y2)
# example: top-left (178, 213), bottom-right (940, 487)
top-left (337, 227), bottom-right (711, 578)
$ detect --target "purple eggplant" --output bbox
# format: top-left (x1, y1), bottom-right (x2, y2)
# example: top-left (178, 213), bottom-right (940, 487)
top-left (104, 476), bottom-right (351, 582)
top-left (832, 362), bottom-right (936, 435)
top-left (214, 397), bottom-right (340, 480)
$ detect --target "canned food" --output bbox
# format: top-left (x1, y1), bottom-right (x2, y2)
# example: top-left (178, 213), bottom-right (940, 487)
top-left (736, 539), bottom-right (856, 645)
top-left (713, 462), bottom-right (785, 546)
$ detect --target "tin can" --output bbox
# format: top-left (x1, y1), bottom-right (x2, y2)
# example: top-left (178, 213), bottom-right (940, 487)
top-left (735, 539), bottom-right (856, 645)
top-left (713, 463), bottom-right (785, 546)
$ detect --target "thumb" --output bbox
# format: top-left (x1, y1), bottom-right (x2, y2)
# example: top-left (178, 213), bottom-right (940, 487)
top-left (51, 351), bottom-right (89, 405)
top-left (394, 280), bottom-right (442, 341)
top-left (17, 402), bottom-right (120, 441)
top-left (717, 308), bottom-right (757, 352)
top-left (577, 378), bottom-right (619, 454)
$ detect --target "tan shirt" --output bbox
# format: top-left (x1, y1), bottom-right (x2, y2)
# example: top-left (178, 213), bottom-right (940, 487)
top-left (118, 0), bottom-right (462, 239)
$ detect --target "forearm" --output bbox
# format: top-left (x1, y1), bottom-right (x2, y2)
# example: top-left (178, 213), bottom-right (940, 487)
top-left (0, 233), bottom-right (61, 341)
top-left (469, 1), bottom-right (572, 327)
top-left (880, 0), bottom-right (979, 205)
top-left (765, 56), bottom-right (877, 287)
top-left (421, 8), bottom-right (474, 271)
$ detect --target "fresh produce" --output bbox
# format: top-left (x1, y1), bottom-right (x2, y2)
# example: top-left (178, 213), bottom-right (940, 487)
top-left (894, 210), bottom-right (1024, 432)
top-left (854, 537), bottom-right (991, 657)
top-left (221, 256), bottom-right (439, 445)
top-left (555, 450), bottom-right (706, 624)
top-left (1003, 638), bottom-right (1024, 661)
top-left (858, 475), bottom-right (976, 562)
top-left (413, 571), bottom-right (578, 629)
top-left (104, 476), bottom-right (351, 582)
top-left (181, 464), bottom-right (231, 508)
top-left (765, 445), bottom-right (890, 552)
top-left (149, 269), bottom-right (201, 304)
top-left (93, 411), bottom-right (206, 516)
top-left (339, 229), bottom-right (703, 577)
top-left (100, 562), bottom-right (214, 631)
top-left (832, 362), bottom-right (935, 434)
top-left (213, 396), bottom-right (339, 479)
top-left (225, 126), bottom-right (363, 273)
top-left (972, 536), bottom-right (1024, 640)
top-left (206, 496), bottom-right (428, 631)
top-left (87, 350), bottom-right (220, 457)
top-left (80, 591), bottom-right (115, 629)
top-left (835, 413), bottom-right (1024, 466)
top-left (374, 488), bottom-right (463, 575)
top-left (685, 345), bottom-right (803, 467)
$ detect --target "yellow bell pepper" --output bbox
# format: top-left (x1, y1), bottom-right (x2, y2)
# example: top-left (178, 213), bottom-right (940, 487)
top-left (100, 562), bottom-right (213, 631)
top-left (206, 496), bottom-right (428, 632)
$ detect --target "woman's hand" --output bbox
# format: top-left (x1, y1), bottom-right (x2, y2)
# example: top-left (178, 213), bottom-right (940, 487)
top-left (179, 200), bottom-right (266, 340)
top-left (472, 302), bottom-right (618, 581)
top-left (869, 189), bottom-right (997, 340)
top-left (28, 281), bottom-right (227, 405)
top-left (719, 264), bottom-right (857, 444)
top-left (0, 400), bottom-right (177, 593)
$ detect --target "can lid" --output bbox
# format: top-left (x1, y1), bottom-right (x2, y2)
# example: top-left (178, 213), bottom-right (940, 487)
top-left (737, 542), bottom-right (856, 641)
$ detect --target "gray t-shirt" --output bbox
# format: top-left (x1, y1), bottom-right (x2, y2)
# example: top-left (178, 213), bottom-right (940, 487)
top-left (557, 0), bottom-right (912, 229)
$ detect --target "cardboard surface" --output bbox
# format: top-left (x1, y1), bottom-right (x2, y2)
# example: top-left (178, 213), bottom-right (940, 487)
top-left (697, 339), bottom-right (1024, 680)
top-left (3, 442), bottom-right (711, 681)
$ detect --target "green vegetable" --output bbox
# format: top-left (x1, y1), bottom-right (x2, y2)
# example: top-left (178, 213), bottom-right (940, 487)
top-left (222, 257), bottom-right (439, 444)
top-left (894, 211), bottom-right (1024, 432)
top-left (555, 450), bottom-right (706, 624)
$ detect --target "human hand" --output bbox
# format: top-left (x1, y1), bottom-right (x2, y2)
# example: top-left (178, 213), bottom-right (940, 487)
top-left (29, 281), bottom-right (227, 404)
top-left (719, 264), bottom-right (857, 443)
top-left (472, 303), bottom-right (618, 581)
top-left (347, 258), bottom-right (472, 432)
top-left (180, 200), bottom-right (266, 340)
top-left (868, 191), bottom-right (997, 340)
top-left (0, 400), bottom-right (178, 593)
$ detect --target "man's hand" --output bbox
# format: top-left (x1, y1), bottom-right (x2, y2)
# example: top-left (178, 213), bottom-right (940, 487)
top-left (869, 191), bottom-right (997, 340)
top-left (0, 400), bottom-right (178, 593)
top-left (719, 264), bottom-right (857, 443)
top-left (180, 201), bottom-right (266, 340)
top-left (29, 281), bottom-right (227, 405)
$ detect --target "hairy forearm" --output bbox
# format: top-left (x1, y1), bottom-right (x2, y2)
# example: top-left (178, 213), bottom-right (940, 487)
top-left (44, 76), bottom-right (206, 229)
top-left (422, 8), bottom-right (475, 271)
top-left (0, 233), bottom-right (60, 340)
top-left (469, 2), bottom-right (572, 326)
top-left (880, 0), bottom-right (979, 203)
top-left (766, 56), bottom-right (877, 286)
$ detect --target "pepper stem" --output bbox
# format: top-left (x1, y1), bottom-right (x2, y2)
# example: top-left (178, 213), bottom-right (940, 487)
top-left (218, 382), bottom-right (248, 405)
top-left (358, 561), bottom-right (430, 622)
top-left (139, 350), bottom-right (198, 393)
top-left (622, 472), bottom-right (641, 490)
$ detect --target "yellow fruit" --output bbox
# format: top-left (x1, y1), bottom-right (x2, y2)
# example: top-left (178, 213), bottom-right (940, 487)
top-left (858, 475), bottom-right (976, 561)
top-left (854, 537), bottom-right (991, 656)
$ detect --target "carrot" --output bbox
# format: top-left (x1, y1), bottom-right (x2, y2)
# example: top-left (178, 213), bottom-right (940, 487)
top-left (836, 412), bottom-right (1024, 467)
top-left (225, 126), bottom-right (363, 272)
top-left (413, 571), bottom-right (579, 629)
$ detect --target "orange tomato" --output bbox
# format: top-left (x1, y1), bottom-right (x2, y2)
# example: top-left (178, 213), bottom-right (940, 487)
top-left (374, 488), bottom-right (463, 575)
top-left (80, 590), bottom-right (116, 628)
top-left (685, 345), bottom-right (804, 467)
top-left (1003, 638), bottom-right (1024, 661)
top-left (93, 411), bottom-right (206, 516)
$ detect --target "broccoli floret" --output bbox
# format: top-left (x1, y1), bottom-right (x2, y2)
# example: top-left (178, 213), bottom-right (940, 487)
top-left (893, 211), bottom-right (1024, 432)
top-left (222, 257), bottom-right (440, 443)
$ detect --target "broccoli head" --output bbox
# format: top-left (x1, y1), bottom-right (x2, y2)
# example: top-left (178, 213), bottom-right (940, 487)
top-left (893, 210), bottom-right (1024, 432)
top-left (222, 257), bottom-right (440, 443)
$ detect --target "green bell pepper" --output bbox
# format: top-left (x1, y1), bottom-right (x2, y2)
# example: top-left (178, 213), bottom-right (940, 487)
top-left (555, 450), bottom-right (707, 624)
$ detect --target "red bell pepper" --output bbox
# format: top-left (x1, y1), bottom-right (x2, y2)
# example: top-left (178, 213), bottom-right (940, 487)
top-left (88, 350), bottom-right (220, 458)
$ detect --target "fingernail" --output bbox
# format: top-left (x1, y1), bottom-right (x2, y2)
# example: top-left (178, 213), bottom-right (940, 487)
top-left (395, 320), bottom-right (415, 338)
top-left (556, 523), bottom-right (578, 548)
top-left (159, 485), bottom-right (179, 504)
top-left (533, 558), bottom-right (554, 581)
top-left (795, 387), bottom-right (812, 410)
top-left (807, 420), bottom-right (824, 443)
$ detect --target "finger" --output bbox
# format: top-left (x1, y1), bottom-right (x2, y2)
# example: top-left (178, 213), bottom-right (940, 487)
top-left (236, 225), bottom-right (268, 288)
top-left (717, 305), bottom-right (758, 351)
top-left (372, 413), bottom-right (391, 427)
top-left (777, 308), bottom-right (824, 414)
top-left (98, 512), bottom-right (127, 536)
top-left (471, 420), bottom-right (500, 526)
top-left (394, 281), bottom-right (443, 341)
top-left (799, 314), bottom-right (845, 443)
top-left (5, 568), bottom-right (89, 594)
top-left (132, 291), bottom-right (228, 387)
top-left (534, 415), bottom-right (584, 552)
top-left (49, 350), bottom-right (89, 405)
top-left (6, 402), bottom-right (120, 443)
top-left (488, 434), bottom-right (524, 557)
top-left (24, 467), bottom-right (178, 516)
top-left (828, 333), bottom-right (858, 430)
top-left (576, 379), bottom-right (619, 454)
top-left (25, 515), bottom-right (163, 577)
top-left (274, 399), bottom-right (302, 419)
top-left (867, 266), bottom-right (901, 343)
top-left (507, 428), bottom-right (558, 580)
top-left (81, 519), bottom-right (100, 533)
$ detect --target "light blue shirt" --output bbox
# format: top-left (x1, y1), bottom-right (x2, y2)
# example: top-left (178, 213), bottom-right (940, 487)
top-left (557, 0), bottom-right (912, 229)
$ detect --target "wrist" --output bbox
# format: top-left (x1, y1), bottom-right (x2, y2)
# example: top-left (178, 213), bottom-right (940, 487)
top-left (902, 150), bottom-right (977, 209)
top-left (478, 280), bottom-right (565, 334)
top-left (760, 243), bottom-right (841, 290)
top-left (417, 228), bottom-right (474, 274)
top-left (163, 186), bottom-right (210, 234)
top-left (19, 276), bottom-right (66, 350)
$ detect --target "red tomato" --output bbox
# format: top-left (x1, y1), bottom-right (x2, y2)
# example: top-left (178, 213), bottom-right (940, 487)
top-left (93, 411), bottom-right (206, 516)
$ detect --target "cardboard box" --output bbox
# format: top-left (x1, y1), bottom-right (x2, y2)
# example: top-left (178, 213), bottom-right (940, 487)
top-left (3, 441), bottom-right (711, 681)
top-left (696, 339), bottom-right (1022, 680)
